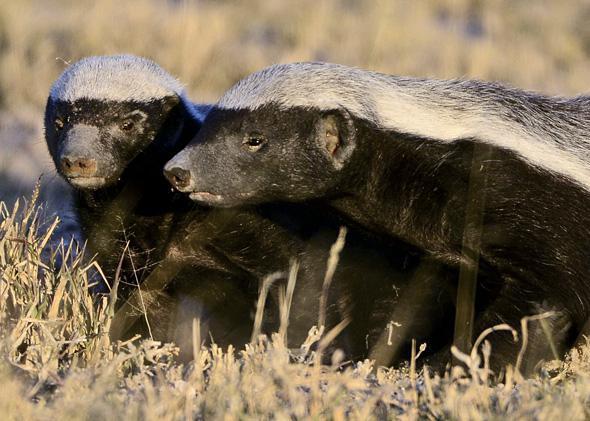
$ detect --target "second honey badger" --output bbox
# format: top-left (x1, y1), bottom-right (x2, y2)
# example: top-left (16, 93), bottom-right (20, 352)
top-left (45, 55), bottom-right (454, 363)
top-left (166, 62), bottom-right (590, 373)
top-left (45, 55), bottom-right (254, 353)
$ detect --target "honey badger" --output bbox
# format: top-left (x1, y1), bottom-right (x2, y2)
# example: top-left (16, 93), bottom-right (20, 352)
top-left (46, 55), bottom-right (208, 276)
top-left (46, 56), bottom-right (454, 364)
top-left (44, 55), bottom-right (258, 354)
top-left (166, 61), bottom-right (590, 373)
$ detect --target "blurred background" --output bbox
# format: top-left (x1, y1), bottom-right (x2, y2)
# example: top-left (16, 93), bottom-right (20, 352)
top-left (1, 0), bottom-right (590, 214)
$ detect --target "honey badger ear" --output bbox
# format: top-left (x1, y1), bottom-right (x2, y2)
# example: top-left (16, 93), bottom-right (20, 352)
top-left (315, 109), bottom-right (356, 170)
top-left (161, 95), bottom-right (181, 114)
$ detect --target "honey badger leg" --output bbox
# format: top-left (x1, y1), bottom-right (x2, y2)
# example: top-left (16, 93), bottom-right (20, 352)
top-left (168, 270), bottom-right (257, 361)
top-left (470, 292), bottom-right (572, 376)
top-left (367, 258), bottom-right (456, 368)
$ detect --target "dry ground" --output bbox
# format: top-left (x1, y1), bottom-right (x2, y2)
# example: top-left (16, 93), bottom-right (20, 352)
top-left (2, 0), bottom-right (590, 419)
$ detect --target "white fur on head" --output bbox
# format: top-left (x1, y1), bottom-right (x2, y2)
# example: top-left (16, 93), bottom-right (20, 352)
top-left (50, 55), bottom-right (186, 102)
top-left (218, 62), bottom-right (590, 191)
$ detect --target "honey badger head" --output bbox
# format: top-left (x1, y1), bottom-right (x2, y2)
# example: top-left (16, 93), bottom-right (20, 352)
top-left (164, 63), bottom-right (364, 207)
top-left (45, 54), bottom-right (206, 190)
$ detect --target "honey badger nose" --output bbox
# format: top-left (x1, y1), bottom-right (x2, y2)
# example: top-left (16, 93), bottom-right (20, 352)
top-left (61, 156), bottom-right (97, 177)
top-left (164, 166), bottom-right (192, 191)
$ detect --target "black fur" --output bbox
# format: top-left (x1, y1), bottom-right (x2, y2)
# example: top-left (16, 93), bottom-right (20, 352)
top-left (45, 95), bottom-right (455, 366)
top-left (171, 104), bottom-right (590, 373)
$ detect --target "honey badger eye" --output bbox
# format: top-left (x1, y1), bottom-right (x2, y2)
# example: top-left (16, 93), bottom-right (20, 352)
top-left (242, 133), bottom-right (267, 151)
top-left (54, 117), bottom-right (64, 131)
top-left (120, 119), bottom-right (135, 131)
top-left (119, 110), bottom-right (146, 132)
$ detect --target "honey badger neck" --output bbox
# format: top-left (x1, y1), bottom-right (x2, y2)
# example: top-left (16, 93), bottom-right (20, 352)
top-left (331, 121), bottom-right (470, 257)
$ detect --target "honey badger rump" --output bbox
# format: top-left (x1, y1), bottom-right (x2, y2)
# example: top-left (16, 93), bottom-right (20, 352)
top-left (166, 61), bottom-right (590, 374)
top-left (45, 55), bottom-right (457, 366)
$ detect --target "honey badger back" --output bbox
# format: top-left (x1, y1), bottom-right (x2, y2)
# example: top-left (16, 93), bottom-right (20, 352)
top-left (46, 56), bottom-right (455, 364)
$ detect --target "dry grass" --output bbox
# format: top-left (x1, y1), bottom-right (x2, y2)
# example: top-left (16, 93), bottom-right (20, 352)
top-left (2, 192), bottom-right (590, 419)
top-left (2, 0), bottom-right (590, 418)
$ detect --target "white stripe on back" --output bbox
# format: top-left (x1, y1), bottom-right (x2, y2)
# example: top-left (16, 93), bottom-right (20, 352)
top-left (218, 62), bottom-right (590, 190)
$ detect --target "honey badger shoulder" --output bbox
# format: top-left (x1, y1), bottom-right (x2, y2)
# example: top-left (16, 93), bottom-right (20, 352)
top-left (168, 62), bottom-right (590, 373)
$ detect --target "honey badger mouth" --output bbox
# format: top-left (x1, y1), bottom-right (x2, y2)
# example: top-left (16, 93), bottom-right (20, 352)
top-left (66, 176), bottom-right (108, 189)
top-left (189, 191), bottom-right (224, 203)
top-left (61, 161), bottom-right (123, 190)
top-left (188, 190), bottom-right (256, 207)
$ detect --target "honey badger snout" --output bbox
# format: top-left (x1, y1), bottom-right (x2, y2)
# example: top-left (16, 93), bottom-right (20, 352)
top-left (59, 124), bottom-right (100, 178)
top-left (163, 165), bottom-right (193, 191)
top-left (61, 156), bottom-right (97, 177)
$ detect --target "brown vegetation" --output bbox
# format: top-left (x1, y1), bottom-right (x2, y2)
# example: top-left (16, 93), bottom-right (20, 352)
top-left (2, 0), bottom-right (590, 418)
